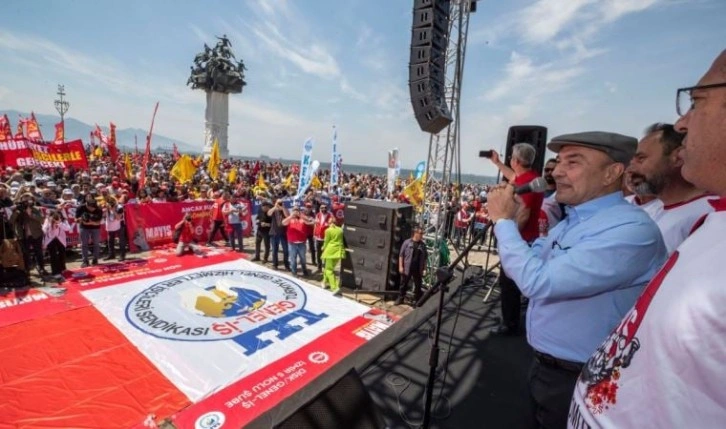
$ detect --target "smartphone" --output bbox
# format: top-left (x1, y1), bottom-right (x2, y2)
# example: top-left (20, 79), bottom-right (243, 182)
top-left (479, 150), bottom-right (493, 158)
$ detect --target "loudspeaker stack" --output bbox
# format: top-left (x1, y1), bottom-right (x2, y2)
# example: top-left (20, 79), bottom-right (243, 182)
top-left (504, 125), bottom-right (548, 175)
top-left (409, 0), bottom-right (453, 134)
top-left (341, 200), bottom-right (414, 293)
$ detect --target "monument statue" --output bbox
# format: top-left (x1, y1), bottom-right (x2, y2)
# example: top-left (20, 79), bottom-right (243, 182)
top-left (187, 34), bottom-right (247, 159)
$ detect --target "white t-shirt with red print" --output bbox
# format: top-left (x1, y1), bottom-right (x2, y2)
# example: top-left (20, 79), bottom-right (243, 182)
top-left (650, 194), bottom-right (714, 255)
top-left (568, 198), bottom-right (726, 429)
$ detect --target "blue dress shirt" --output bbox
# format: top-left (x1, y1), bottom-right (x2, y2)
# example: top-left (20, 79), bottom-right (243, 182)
top-left (493, 191), bottom-right (667, 363)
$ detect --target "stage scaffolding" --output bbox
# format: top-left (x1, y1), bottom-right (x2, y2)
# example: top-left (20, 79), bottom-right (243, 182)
top-left (420, 0), bottom-right (474, 274)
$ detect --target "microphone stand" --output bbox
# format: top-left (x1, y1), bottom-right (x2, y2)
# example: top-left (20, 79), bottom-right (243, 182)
top-left (417, 224), bottom-right (490, 429)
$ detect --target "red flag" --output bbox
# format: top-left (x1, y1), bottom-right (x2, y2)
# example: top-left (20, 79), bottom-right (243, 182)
top-left (172, 143), bottom-right (180, 161)
top-left (108, 122), bottom-right (119, 164)
top-left (139, 102), bottom-right (160, 189)
top-left (26, 112), bottom-right (43, 141)
top-left (94, 124), bottom-right (108, 148)
top-left (14, 117), bottom-right (26, 140)
top-left (0, 114), bottom-right (12, 142)
top-left (53, 122), bottom-right (64, 144)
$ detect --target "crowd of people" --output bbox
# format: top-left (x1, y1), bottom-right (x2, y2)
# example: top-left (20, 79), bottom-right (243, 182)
top-left (0, 145), bottom-right (494, 287)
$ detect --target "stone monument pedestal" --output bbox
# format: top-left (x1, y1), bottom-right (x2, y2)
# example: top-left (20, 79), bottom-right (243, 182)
top-left (203, 91), bottom-right (229, 159)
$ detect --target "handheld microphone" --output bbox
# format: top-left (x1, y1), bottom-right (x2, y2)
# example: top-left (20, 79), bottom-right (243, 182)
top-left (514, 177), bottom-right (548, 195)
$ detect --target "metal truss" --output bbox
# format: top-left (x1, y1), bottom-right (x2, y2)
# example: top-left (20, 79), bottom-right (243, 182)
top-left (421, 0), bottom-right (473, 274)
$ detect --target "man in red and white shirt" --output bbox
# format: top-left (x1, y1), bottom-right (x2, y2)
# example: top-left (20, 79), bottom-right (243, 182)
top-left (569, 49), bottom-right (726, 429)
top-left (313, 203), bottom-right (334, 272)
top-left (628, 122), bottom-right (714, 254)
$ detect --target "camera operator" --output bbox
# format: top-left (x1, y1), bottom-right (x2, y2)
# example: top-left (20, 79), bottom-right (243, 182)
top-left (42, 209), bottom-right (71, 278)
top-left (9, 193), bottom-right (47, 277)
top-left (0, 185), bottom-right (14, 239)
top-left (75, 194), bottom-right (103, 267)
top-left (175, 213), bottom-right (203, 256)
top-left (103, 196), bottom-right (126, 261)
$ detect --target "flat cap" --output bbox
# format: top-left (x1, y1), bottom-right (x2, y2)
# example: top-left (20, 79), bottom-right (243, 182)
top-left (547, 131), bottom-right (637, 164)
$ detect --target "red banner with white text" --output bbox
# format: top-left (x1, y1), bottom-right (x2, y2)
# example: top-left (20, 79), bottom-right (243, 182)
top-left (0, 138), bottom-right (88, 169)
top-left (124, 201), bottom-right (252, 252)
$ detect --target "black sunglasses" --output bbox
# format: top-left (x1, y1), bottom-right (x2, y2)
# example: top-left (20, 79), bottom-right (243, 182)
top-left (676, 82), bottom-right (726, 117)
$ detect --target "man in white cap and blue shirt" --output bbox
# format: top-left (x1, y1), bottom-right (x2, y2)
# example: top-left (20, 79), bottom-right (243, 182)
top-left (487, 131), bottom-right (667, 429)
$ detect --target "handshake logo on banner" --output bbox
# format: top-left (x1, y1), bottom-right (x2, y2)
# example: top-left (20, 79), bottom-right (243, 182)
top-left (126, 270), bottom-right (329, 356)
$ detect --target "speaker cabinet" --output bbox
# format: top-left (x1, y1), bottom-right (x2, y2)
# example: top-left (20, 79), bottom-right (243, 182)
top-left (504, 125), bottom-right (548, 176)
top-left (275, 369), bottom-right (384, 429)
top-left (341, 200), bottom-right (413, 292)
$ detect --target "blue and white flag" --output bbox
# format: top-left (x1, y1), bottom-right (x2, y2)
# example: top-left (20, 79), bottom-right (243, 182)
top-left (415, 161), bottom-right (426, 179)
top-left (330, 126), bottom-right (339, 190)
top-left (296, 138), bottom-right (315, 201)
top-left (387, 148), bottom-right (399, 194)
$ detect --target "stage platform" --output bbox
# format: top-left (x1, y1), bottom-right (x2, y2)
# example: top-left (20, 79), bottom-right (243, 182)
top-left (0, 237), bottom-right (521, 428)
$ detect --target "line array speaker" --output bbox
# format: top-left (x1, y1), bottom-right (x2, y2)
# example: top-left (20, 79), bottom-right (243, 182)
top-left (409, 0), bottom-right (453, 134)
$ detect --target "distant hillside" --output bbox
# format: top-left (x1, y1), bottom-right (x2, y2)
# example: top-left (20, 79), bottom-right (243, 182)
top-left (1, 109), bottom-right (198, 153)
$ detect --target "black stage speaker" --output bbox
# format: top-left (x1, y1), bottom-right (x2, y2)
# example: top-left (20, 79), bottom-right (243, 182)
top-left (275, 368), bottom-right (385, 429)
top-left (409, 0), bottom-right (453, 134)
top-left (504, 125), bottom-right (548, 176)
top-left (342, 200), bottom-right (413, 292)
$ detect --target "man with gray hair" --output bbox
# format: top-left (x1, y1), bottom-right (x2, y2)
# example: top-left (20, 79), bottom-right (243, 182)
top-left (488, 143), bottom-right (544, 335)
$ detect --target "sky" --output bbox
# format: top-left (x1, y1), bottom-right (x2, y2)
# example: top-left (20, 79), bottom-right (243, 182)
top-left (0, 0), bottom-right (724, 177)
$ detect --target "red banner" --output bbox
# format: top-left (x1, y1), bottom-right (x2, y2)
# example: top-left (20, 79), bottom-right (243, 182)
top-left (0, 138), bottom-right (88, 169)
top-left (125, 201), bottom-right (253, 252)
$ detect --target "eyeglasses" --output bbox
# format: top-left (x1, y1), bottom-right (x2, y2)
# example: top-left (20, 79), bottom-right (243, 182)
top-left (676, 82), bottom-right (726, 117)
top-left (543, 168), bottom-right (554, 173)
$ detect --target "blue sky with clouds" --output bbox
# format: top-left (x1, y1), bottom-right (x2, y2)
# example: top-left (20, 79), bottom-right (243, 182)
top-left (0, 0), bottom-right (724, 176)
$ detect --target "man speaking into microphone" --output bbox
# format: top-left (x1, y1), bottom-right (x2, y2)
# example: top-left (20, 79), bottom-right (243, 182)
top-left (486, 132), bottom-right (667, 429)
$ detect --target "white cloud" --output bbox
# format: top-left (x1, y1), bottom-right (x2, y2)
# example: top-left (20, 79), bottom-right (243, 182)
top-left (484, 52), bottom-right (583, 101)
top-left (519, 0), bottom-right (596, 44)
top-left (600, 0), bottom-right (660, 22)
top-left (189, 24), bottom-right (211, 44)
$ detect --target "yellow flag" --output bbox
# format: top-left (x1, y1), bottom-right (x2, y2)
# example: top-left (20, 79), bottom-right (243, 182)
top-left (207, 138), bottom-right (221, 180)
top-left (311, 175), bottom-right (322, 190)
top-left (256, 173), bottom-right (268, 190)
top-left (124, 153), bottom-right (133, 179)
top-left (283, 174), bottom-right (293, 190)
top-left (94, 146), bottom-right (103, 158)
top-left (228, 167), bottom-right (237, 184)
top-left (402, 174), bottom-right (426, 207)
top-left (171, 154), bottom-right (197, 184)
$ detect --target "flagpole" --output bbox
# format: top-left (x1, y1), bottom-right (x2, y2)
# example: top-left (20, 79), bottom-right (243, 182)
top-left (139, 102), bottom-right (160, 189)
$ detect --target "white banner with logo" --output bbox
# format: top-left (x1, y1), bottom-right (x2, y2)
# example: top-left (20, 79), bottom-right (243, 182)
top-left (82, 258), bottom-right (372, 402)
